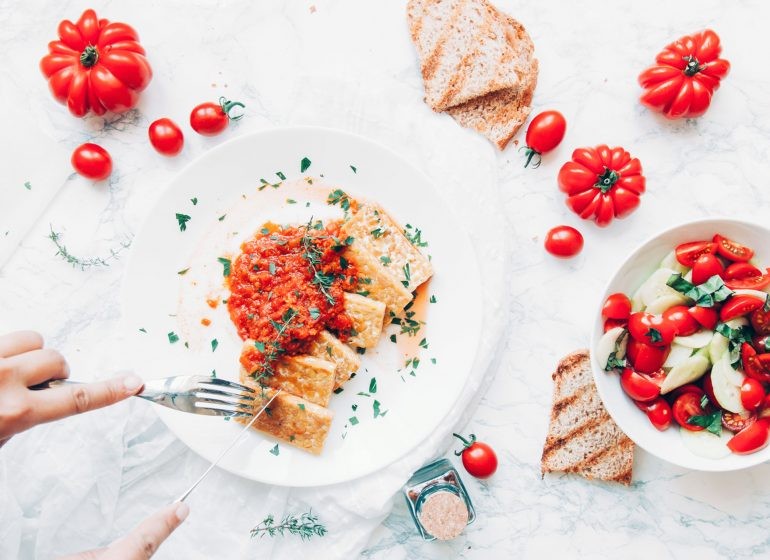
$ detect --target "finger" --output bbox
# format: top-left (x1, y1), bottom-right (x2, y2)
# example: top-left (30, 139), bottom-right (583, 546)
top-left (57, 547), bottom-right (107, 560)
top-left (0, 331), bottom-right (43, 358)
top-left (100, 503), bottom-right (189, 560)
top-left (29, 373), bottom-right (144, 424)
top-left (2, 348), bottom-right (69, 386)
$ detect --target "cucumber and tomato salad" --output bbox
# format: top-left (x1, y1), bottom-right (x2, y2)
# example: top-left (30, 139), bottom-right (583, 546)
top-left (596, 233), bottom-right (770, 457)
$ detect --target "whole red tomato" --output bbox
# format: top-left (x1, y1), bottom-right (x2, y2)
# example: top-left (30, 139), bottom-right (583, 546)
top-left (522, 110), bottom-right (566, 168)
top-left (149, 118), bottom-right (184, 156)
top-left (638, 29), bottom-right (730, 119)
top-left (190, 97), bottom-right (245, 136)
top-left (71, 143), bottom-right (112, 180)
top-left (557, 145), bottom-right (645, 227)
top-left (40, 9), bottom-right (152, 117)
top-left (453, 433), bottom-right (497, 479)
top-left (544, 225), bottom-right (583, 258)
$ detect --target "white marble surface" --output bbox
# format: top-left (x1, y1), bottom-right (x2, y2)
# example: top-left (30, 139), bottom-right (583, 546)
top-left (2, 0), bottom-right (770, 558)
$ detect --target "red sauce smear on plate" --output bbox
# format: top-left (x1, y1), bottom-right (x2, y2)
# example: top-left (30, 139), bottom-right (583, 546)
top-left (227, 220), bottom-right (357, 370)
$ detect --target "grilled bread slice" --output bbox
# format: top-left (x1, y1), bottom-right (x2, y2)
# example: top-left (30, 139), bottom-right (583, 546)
top-left (445, 16), bottom-right (538, 150)
top-left (306, 330), bottom-right (361, 389)
top-left (541, 350), bottom-right (634, 485)
top-left (236, 383), bottom-right (333, 455)
top-left (406, 0), bottom-right (523, 111)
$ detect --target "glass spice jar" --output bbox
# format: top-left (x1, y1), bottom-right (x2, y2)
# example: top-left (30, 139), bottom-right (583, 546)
top-left (402, 458), bottom-right (476, 541)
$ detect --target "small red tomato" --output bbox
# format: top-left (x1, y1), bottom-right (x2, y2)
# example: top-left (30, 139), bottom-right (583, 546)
top-left (453, 433), bottom-right (497, 479)
top-left (662, 305), bottom-right (700, 337)
top-left (602, 293), bottom-right (632, 321)
top-left (149, 118), bottom-right (184, 156)
top-left (190, 97), bottom-right (245, 136)
top-left (688, 306), bottom-right (718, 330)
top-left (620, 367), bottom-right (661, 403)
top-left (626, 339), bottom-right (669, 373)
top-left (727, 419), bottom-right (770, 454)
top-left (720, 295), bottom-right (765, 322)
top-left (522, 110), bottom-right (566, 168)
top-left (604, 318), bottom-right (627, 332)
top-left (691, 253), bottom-right (724, 285)
top-left (751, 306), bottom-right (770, 336)
top-left (742, 343), bottom-right (770, 383)
top-left (713, 234), bottom-right (754, 262)
top-left (673, 392), bottom-right (708, 431)
top-left (674, 240), bottom-right (717, 267)
top-left (544, 225), bottom-right (583, 258)
top-left (71, 143), bottom-right (112, 181)
top-left (628, 312), bottom-right (676, 347)
top-left (635, 397), bottom-right (672, 431)
top-left (724, 262), bottom-right (761, 281)
top-left (741, 378), bottom-right (765, 411)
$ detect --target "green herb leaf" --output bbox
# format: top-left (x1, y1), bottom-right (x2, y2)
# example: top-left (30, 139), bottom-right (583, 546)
top-left (175, 213), bottom-right (191, 232)
top-left (373, 399), bottom-right (387, 418)
top-left (211, 339), bottom-right (219, 352)
top-left (276, 171), bottom-right (286, 180)
top-left (254, 341), bottom-right (266, 352)
top-left (667, 273), bottom-right (733, 307)
top-left (191, 197), bottom-right (198, 205)
top-left (369, 377), bottom-right (377, 394)
top-left (349, 416), bottom-right (359, 425)
top-left (24, 181), bottom-right (31, 190)
top-left (218, 214), bottom-right (227, 221)
top-left (211, 369), bottom-right (217, 378)
top-left (300, 157), bottom-right (312, 173)
top-left (380, 255), bottom-right (391, 266)
top-left (429, 295), bottom-right (437, 303)
top-left (269, 444), bottom-right (280, 456)
top-left (687, 410), bottom-right (722, 436)
top-left (298, 403), bottom-right (306, 411)
top-left (309, 307), bottom-right (321, 320)
top-left (350, 165), bottom-right (357, 173)
top-left (139, 327), bottom-right (147, 333)
top-left (327, 189), bottom-right (351, 211)
top-left (389, 334), bottom-right (397, 343)
top-left (764, 294), bottom-right (770, 313)
top-left (167, 332), bottom-right (179, 344)
top-left (217, 257), bottom-right (232, 276)
top-left (178, 268), bottom-right (190, 275)
top-left (286, 198), bottom-right (297, 204)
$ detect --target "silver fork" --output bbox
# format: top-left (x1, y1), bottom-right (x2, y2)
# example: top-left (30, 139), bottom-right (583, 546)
top-left (32, 375), bottom-right (258, 417)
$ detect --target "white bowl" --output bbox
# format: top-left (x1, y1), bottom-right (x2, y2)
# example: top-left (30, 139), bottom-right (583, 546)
top-left (591, 218), bottom-right (770, 472)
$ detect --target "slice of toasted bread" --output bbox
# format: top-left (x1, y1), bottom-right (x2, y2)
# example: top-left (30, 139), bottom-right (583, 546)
top-left (445, 15), bottom-right (538, 149)
top-left (541, 350), bottom-right (634, 485)
top-left (406, 0), bottom-right (523, 111)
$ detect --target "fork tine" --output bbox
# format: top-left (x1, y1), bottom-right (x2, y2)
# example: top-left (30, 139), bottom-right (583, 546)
top-left (195, 388), bottom-right (256, 403)
top-left (195, 400), bottom-right (254, 416)
top-left (201, 377), bottom-right (255, 393)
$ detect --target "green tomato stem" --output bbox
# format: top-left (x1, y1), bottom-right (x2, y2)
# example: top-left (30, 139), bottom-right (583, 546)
top-left (219, 97), bottom-right (246, 121)
top-left (453, 432), bottom-right (477, 455)
top-left (80, 45), bottom-right (99, 68)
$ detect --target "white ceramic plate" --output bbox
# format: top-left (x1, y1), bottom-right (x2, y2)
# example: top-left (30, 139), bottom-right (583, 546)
top-left (122, 127), bottom-right (482, 486)
top-left (591, 218), bottom-right (770, 472)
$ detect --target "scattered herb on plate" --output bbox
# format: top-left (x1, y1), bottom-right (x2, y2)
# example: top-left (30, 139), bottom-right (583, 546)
top-left (300, 157), bottom-right (312, 172)
top-left (250, 510), bottom-right (327, 541)
top-left (175, 213), bottom-right (191, 232)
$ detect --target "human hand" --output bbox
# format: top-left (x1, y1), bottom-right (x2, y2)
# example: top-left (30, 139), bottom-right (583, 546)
top-left (0, 330), bottom-right (144, 443)
top-left (59, 502), bottom-right (190, 560)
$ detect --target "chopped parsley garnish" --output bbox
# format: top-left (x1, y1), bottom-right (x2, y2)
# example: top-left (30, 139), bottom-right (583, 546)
top-left (369, 378), bottom-right (377, 394)
top-left (419, 338), bottom-right (428, 349)
top-left (327, 189), bottom-right (351, 211)
top-left (373, 400), bottom-right (387, 418)
top-left (350, 165), bottom-right (357, 173)
top-left (191, 197), bottom-right (198, 205)
top-left (178, 268), bottom-right (190, 275)
top-left (402, 263), bottom-right (411, 287)
top-left (371, 227), bottom-right (385, 238)
top-left (764, 294), bottom-right (770, 313)
top-left (429, 295), bottom-right (437, 303)
top-left (380, 255), bottom-right (391, 266)
top-left (667, 274), bottom-right (733, 307)
top-left (217, 257), bottom-right (232, 277)
top-left (357, 290), bottom-right (370, 297)
top-left (24, 181), bottom-right (31, 190)
top-left (211, 339), bottom-right (219, 352)
top-left (687, 410), bottom-right (722, 436)
top-left (389, 334), bottom-right (397, 343)
top-left (269, 444), bottom-right (280, 456)
top-left (309, 307), bottom-right (321, 320)
top-left (175, 213), bottom-right (191, 232)
top-left (340, 256), bottom-right (349, 270)
top-left (298, 403), bottom-right (306, 411)
top-left (286, 198), bottom-right (297, 204)
top-left (139, 328), bottom-right (147, 333)
top-left (430, 357), bottom-right (437, 364)
top-left (167, 332), bottom-right (179, 344)
top-left (404, 224), bottom-right (428, 247)
top-left (349, 416), bottom-right (359, 425)
top-left (211, 369), bottom-right (217, 378)
top-left (300, 157), bottom-right (312, 172)
top-left (218, 214), bottom-right (227, 221)
top-left (276, 171), bottom-right (286, 180)
top-left (333, 387), bottom-right (344, 394)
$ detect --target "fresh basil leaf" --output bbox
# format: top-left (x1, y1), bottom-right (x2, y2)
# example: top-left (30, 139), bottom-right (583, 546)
top-left (667, 273), bottom-right (694, 294)
top-left (687, 410), bottom-right (722, 436)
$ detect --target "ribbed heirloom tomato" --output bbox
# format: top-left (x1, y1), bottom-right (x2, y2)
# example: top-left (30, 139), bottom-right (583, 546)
top-left (557, 145), bottom-right (645, 227)
top-left (638, 29), bottom-right (730, 119)
top-left (40, 9), bottom-right (152, 117)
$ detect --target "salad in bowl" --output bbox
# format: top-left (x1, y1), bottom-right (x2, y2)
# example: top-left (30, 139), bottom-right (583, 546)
top-left (592, 219), bottom-right (770, 471)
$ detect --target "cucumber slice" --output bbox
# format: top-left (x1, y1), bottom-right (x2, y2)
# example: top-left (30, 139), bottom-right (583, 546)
top-left (646, 294), bottom-right (686, 315)
top-left (680, 427), bottom-right (732, 459)
top-left (663, 343), bottom-right (695, 369)
top-left (674, 329), bottom-right (715, 349)
top-left (732, 289), bottom-right (770, 301)
top-left (711, 355), bottom-right (747, 414)
top-left (660, 250), bottom-right (689, 275)
top-left (640, 268), bottom-right (689, 307)
top-left (660, 353), bottom-right (710, 394)
top-left (595, 327), bottom-right (626, 371)
top-left (709, 332), bottom-right (728, 364)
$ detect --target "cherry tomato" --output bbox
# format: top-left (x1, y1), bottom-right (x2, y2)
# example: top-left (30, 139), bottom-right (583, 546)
top-left (604, 318), bottom-right (627, 332)
top-left (753, 335), bottom-right (770, 353)
top-left (190, 97), bottom-right (245, 136)
top-left (544, 225), bottom-right (583, 258)
top-left (725, 272), bottom-right (770, 291)
top-left (741, 343), bottom-right (770, 383)
top-left (691, 253), bottom-right (724, 285)
top-left (724, 262), bottom-right (761, 281)
top-left (751, 306), bottom-right (770, 336)
top-left (673, 392), bottom-right (708, 431)
top-left (741, 378), bottom-right (765, 411)
top-left (620, 367), bottom-right (661, 402)
top-left (713, 234), bottom-right (754, 262)
top-left (688, 306), bottom-right (718, 330)
top-left (727, 419), bottom-right (770, 454)
top-left (635, 397), bottom-right (672, 430)
top-left (675, 240), bottom-right (717, 267)
top-left (626, 339), bottom-right (669, 373)
top-left (602, 293), bottom-right (632, 321)
top-left (663, 306), bottom-right (700, 337)
top-left (720, 295), bottom-right (765, 322)
top-left (71, 143), bottom-right (112, 181)
top-left (148, 118), bottom-right (184, 156)
top-left (453, 433), bottom-right (497, 478)
top-left (670, 383), bottom-right (705, 401)
top-left (522, 110), bottom-right (566, 168)
top-left (722, 412), bottom-right (756, 433)
top-left (628, 312), bottom-right (676, 347)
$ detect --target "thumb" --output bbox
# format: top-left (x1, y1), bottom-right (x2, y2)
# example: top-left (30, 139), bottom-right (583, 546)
top-left (100, 502), bottom-right (190, 560)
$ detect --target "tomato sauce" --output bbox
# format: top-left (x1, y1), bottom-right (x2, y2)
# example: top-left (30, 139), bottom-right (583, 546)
top-left (227, 220), bottom-right (358, 371)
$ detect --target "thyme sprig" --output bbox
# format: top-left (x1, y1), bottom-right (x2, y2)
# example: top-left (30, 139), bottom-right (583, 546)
top-left (300, 218), bottom-right (336, 305)
top-left (250, 510), bottom-right (327, 541)
top-left (48, 226), bottom-right (131, 270)
top-left (251, 308), bottom-right (299, 381)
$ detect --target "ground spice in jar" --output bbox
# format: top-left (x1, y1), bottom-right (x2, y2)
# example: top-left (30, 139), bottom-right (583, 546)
top-left (418, 490), bottom-right (469, 540)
